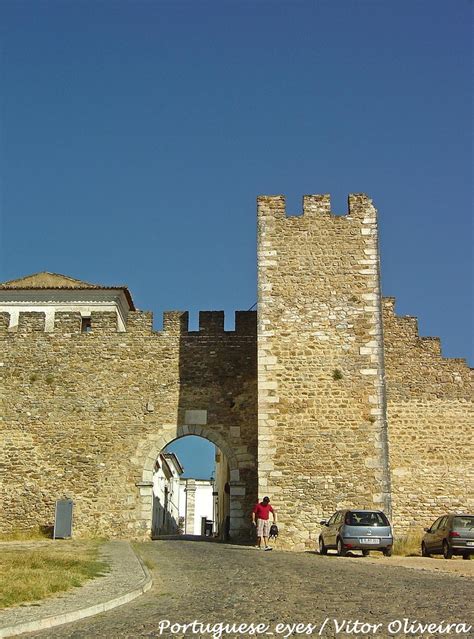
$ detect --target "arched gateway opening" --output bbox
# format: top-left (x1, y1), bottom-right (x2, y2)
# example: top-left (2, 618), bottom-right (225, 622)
top-left (135, 424), bottom-right (254, 541)
top-left (152, 435), bottom-right (230, 539)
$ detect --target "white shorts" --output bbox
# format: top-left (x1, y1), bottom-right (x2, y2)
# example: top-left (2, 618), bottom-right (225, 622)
top-left (256, 518), bottom-right (271, 537)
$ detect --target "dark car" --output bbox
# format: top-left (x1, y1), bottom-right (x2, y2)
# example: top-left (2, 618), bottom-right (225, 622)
top-left (422, 514), bottom-right (474, 559)
top-left (319, 509), bottom-right (393, 557)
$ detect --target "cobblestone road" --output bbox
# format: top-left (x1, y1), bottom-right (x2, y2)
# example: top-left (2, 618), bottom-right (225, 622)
top-left (26, 540), bottom-right (473, 638)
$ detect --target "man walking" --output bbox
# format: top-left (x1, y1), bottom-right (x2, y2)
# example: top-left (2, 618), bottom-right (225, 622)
top-left (252, 496), bottom-right (277, 550)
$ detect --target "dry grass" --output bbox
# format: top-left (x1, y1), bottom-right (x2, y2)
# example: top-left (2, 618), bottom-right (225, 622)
top-left (0, 527), bottom-right (53, 542)
top-left (0, 542), bottom-right (109, 609)
top-left (393, 531), bottom-right (424, 556)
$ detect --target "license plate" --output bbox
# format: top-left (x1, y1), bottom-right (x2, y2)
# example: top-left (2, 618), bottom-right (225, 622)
top-left (466, 541), bottom-right (474, 547)
top-left (360, 538), bottom-right (380, 544)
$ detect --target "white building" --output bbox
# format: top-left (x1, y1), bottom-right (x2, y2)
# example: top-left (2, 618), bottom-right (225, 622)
top-left (152, 453), bottom-right (183, 537)
top-left (0, 272), bottom-right (134, 332)
top-left (177, 445), bottom-right (231, 539)
top-left (152, 448), bottom-right (227, 538)
top-left (179, 478), bottom-right (215, 536)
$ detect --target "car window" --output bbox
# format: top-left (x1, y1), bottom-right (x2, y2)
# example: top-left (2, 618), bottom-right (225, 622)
top-left (345, 511), bottom-right (389, 526)
top-left (429, 517), bottom-right (442, 532)
top-left (327, 513), bottom-right (337, 526)
top-left (438, 516), bottom-right (448, 529)
top-left (453, 516), bottom-right (474, 530)
top-left (333, 512), bottom-right (343, 525)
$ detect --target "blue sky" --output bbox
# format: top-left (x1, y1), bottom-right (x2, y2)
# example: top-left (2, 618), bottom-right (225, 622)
top-left (1, 1), bottom-right (472, 477)
top-left (165, 436), bottom-right (215, 480)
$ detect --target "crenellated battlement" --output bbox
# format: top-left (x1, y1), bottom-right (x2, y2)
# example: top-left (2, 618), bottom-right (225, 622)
top-left (198, 311), bottom-right (224, 333)
top-left (382, 296), bottom-right (472, 371)
top-left (397, 316), bottom-right (419, 338)
top-left (235, 310), bottom-right (257, 334)
top-left (257, 192), bottom-right (376, 220)
top-left (0, 312), bottom-right (10, 331)
top-left (0, 309), bottom-right (257, 337)
top-left (54, 312), bottom-right (82, 334)
top-left (18, 311), bottom-right (46, 332)
top-left (89, 311), bottom-right (118, 332)
top-left (420, 337), bottom-right (442, 355)
top-left (126, 311), bottom-right (154, 334)
top-left (445, 357), bottom-right (469, 367)
top-left (382, 298), bottom-right (419, 338)
top-left (302, 194), bottom-right (331, 215)
top-left (172, 310), bottom-right (257, 336)
top-left (382, 297), bottom-right (396, 313)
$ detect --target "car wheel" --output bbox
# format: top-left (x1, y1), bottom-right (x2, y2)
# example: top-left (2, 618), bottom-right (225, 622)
top-left (421, 542), bottom-right (431, 558)
top-left (362, 549), bottom-right (370, 557)
top-left (383, 546), bottom-right (392, 557)
top-left (336, 538), bottom-right (346, 557)
top-left (462, 554), bottom-right (471, 560)
top-left (442, 540), bottom-right (453, 559)
top-left (318, 537), bottom-right (328, 555)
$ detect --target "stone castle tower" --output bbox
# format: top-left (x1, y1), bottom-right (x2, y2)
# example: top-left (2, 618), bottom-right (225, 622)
top-left (1, 193), bottom-right (472, 549)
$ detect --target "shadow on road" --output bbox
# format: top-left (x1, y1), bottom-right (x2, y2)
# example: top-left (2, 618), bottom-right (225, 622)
top-left (305, 550), bottom-right (367, 558)
top-left (151, 534), bottom-right (255, 547)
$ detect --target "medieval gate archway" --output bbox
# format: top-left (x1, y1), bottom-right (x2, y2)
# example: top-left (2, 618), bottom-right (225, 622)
top-left (135, 423), bottom-right (254, 540)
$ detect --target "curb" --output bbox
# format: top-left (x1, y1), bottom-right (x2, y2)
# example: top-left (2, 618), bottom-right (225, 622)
top-left (0, 545), bottom-right (152, 638)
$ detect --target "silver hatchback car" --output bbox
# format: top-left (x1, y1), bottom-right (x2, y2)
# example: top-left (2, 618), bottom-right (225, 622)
top-left (319, 509), bottom-right (393, 557)
top-left (422, 514), bottom-right (474, 559)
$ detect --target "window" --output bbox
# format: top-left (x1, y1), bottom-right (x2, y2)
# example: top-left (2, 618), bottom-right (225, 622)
top-left (453, 516), bottom-right (474, 529)
top-left (345, 511), bottom-right (390, 526)
top-left (328, 513), bottom-right (337, 526)
top-left (438, 516), bottom-right (448, 530)
top-left (81, 317), bottom-right (92, 333)
top-left (430, 517), bottom-right (442, 532)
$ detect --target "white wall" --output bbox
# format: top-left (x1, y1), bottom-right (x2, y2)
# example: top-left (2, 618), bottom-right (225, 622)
top-left (0, 289), bottom-right (131, 331)
top-left (180, 479), bottom-right (214, 535)
top-left (179, 483), bottom-right (187, 519)
top-left (193, 481), bottom-right (214, 535)
top-left (152, 456), bottom-right (182, 535)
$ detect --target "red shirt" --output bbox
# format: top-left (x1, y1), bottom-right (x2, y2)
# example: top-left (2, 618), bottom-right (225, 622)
top-left (253, 502), bottom-right (274, 520)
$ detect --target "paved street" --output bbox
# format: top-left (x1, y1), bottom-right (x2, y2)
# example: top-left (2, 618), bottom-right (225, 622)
top-left (26, 540), bottom-right (473, 638)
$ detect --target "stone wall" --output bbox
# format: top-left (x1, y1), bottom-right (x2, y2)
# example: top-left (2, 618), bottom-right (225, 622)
top-left (215, 448), bottom-right (231, 539)
top-left (1, 192), bottom-right (472, 548)
top-left (0, 309), bottom-right (257, 538)
top-left (257, 194), bottom-right (390, 550)
top-left (383, 298), bottom-right (474, 532)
